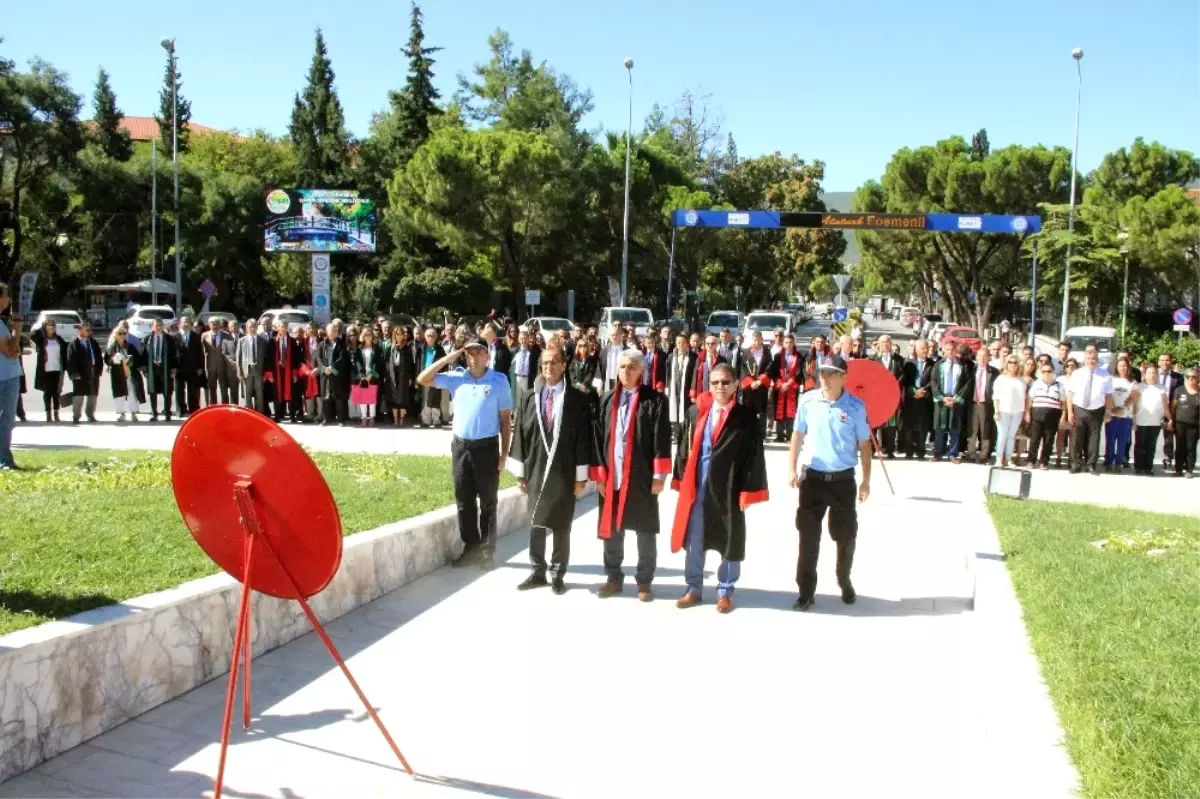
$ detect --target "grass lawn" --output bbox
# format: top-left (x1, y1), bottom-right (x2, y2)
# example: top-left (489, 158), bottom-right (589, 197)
top-left (0, 448), bottom-right (514, 636)
top-left (989, 497), bottom-right (1200, 799)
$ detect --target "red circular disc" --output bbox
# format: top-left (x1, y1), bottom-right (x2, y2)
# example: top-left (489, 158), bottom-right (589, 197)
top-left (845, 359), bottom-right (902, 429)
top-left (170, 406), bottom-right (343, 599)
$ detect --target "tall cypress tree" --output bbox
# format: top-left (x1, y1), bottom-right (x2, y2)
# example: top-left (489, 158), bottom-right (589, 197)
top-left (92, 68), bottom-right (132, 161)
top-left (155, 51), bottom-right (192, 155)
top-left (391, 3), bottom-right (442, 162)
top-left (289, 29), bottom-right (352, 187)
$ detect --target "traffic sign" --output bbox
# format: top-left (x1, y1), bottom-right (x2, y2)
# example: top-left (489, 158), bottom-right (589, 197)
top-left (1173, 307), bottom-right (1192, 326)
top-left (832, 307), bottom-right (849, 323)
top-left (200, 279), bottom-right (216, 298)
top-left (833, 274), bottom-right (851, 292)
top-left (525, 289), bottom-right (541, 306)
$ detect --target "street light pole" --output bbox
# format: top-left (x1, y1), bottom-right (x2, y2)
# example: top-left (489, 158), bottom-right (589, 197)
top-left (162, 38), bottom-right (181, 314)
top-left (151, 142), bottom-right (158, 305)
top-left (1059, 48), bottom-right (1083, 340)
top-left (1118, 230), bottom-right (1130, 343)
top-left (620, 58), bottom-right (634, 307)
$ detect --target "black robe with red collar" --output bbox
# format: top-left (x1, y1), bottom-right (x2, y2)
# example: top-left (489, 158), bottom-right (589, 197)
top-left (642, 346), bottom-right (667, 392)
top-left (670, 394), bottom-right (769, 561)
top-left (589, 384), bottom-right (672, 537)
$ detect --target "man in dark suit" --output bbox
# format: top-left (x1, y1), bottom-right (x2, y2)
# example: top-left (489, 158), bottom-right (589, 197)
top-left (870, 334), bottom-right (905, 457)
top-left (965, 345), bottom-right (1000, 463)
top-left (508, 327), bottom-right (540, 421)
top-left (1158, 352), bottom-right (1184, 469)
top-left (174, 316), bottom-right (205, 416)
top-left (481, 323), bottom-right (512, 377)
top-left (901, 339), bottom-right (935, 459)
top-left (508, 347), bottom-right (593, 594)
top-left (236, 319), bottom-right (269, 414)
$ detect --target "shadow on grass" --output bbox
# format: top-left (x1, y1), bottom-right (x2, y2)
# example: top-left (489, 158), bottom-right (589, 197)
top-left (0, 589), bottom-right (120, 628)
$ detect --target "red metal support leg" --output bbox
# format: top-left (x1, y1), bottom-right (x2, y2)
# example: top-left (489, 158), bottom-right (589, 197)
top-left (870, 430), bottom-right (896, 495)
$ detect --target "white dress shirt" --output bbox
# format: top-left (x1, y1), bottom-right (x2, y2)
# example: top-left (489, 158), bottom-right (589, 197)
top-left (1068, 366), bottom-right (1113, 410)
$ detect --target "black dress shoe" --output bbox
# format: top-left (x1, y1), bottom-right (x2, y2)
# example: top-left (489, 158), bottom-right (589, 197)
top-left (451, 548), bottom-right (479, 568)
top-left (793, 595), bottom-right (815, 612)
top-left (551, 578), bottom-right (566, 595)
top-left (840, 583), bottom-right (856, 604)
top-left (518, 574), bottom-right (549, 591)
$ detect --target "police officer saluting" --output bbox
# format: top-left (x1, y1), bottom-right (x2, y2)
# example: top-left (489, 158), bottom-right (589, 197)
top-left (418, 336), bottom-right (513, 569)
top-left (786, 355), bottom-right (872, 611)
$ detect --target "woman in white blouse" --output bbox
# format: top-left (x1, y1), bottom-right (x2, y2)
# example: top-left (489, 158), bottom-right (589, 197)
top-left (1132, 363), bottom-right (1167, 475)
top-left (1104, 358), bottom-right (1138, 471)
top-left (992, 355), bottom-right (1028, 468)
top-left (32, 320), bottom-right (67, 422)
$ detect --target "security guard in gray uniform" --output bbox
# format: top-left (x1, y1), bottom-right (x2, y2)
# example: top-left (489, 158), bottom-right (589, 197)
top-left (418, 337), bottom-right (513, 568)
top-left (786, 355), bottom-right (872, 611)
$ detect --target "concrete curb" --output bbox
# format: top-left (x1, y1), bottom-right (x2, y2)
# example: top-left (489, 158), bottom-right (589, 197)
top-left (0, 488), bottom-right (531, 783)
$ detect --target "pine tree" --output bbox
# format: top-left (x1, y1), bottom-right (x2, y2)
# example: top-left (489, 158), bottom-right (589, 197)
top-left (391, 3), bottom-right (441, 161)
top-left (92, 68), bottom-right (132, 161)
top-left (155, 51), bottom-right (192, 155)
top-left (970, 128), bottom-right (990, 161)
top-left (289, 29), bottom-right (353, 187)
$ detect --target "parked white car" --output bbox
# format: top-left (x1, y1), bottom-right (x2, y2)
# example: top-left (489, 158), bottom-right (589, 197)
top-left (598, 306), bottom-right (654, 343)
top-left (526, 316), bottom-right (574, 337)
top-left (743, 310), bottom-right (794, 345)
top-left (705, 310), bottom-right (744, 337)
top-left (258, 308), bottom-right (313, 334)
top-left (31, 310), bottom-right (83, 343)
top-left (125, 305), bottom-right (177, 339)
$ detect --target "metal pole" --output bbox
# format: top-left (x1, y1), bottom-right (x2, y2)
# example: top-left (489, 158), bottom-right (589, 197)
top-left (171, 48), bottom-right (181, 314)
top-left (1121, 252), bottom-right (1129, 343)
top-left (666, 226), bottom-right (677, 317)
top-left (1029, 240), bottom-right (1038, 348)
top-left (151, 141), bottom-right (158, 305)
top-left (1060, 53), bottom-right (1083, 339)
top-left (620, 60), bottom-right (633, 307)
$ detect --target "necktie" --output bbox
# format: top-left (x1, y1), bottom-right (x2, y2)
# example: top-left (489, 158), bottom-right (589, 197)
top-left (1083, 369), bottom-right (1094, 408)
top-left (711, 406), bottom-right (725, 444)
top-left (250, 339), bottom-right (256, 366)
top-left (945, 363), bottom-right (954, 395)
top-left (543, 387), bottom-right (554, 430)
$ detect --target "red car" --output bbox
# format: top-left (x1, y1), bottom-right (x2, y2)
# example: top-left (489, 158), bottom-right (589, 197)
top-left (940, 326), bottom-right (984, 353)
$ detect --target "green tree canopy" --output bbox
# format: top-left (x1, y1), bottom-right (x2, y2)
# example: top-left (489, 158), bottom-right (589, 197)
top-left (289, 29), bottom-right (353, 188)
top-left (91, 68), bottom-right (131, 162)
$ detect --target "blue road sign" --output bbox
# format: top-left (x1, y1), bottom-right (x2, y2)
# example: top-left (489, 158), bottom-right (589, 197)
top-left (1173, 307), bottom-right (1192, 326)
top-left (833, 307), bottom-right (849, 323)
top-left (924, 214), bottom-right (1041, 234)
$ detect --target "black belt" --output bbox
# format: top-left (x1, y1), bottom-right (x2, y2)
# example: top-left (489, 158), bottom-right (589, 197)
top-left (803, 468), bottom-right (855, 482)
top-left (453, 435), bottom-right (499, 449)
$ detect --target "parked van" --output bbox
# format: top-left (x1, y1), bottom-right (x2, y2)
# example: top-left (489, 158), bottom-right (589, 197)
top-left (1064, 326), bottom-right (1117, 369)
top-left (597, 306), bottom-right (654, 343)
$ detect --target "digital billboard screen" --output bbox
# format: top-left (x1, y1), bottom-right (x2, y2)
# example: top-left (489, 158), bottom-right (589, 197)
top-left (264, 188), bottom-right (377, 253)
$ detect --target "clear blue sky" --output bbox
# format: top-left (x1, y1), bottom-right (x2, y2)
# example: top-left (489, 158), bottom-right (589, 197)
top-left (5, 0), bottom-right (1198, 190)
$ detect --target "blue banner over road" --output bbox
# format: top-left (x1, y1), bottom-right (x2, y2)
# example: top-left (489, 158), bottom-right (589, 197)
top-left (671, 209), bottom-right (1041, 234)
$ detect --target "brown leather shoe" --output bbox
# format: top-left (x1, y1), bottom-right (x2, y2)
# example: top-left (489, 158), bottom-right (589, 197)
top-left (636, 584), bottom-right (653, 602)
top-left (597, 581), bottom-right (623, 598)
top-left (675, 592), bottom-right (701, 609)
top-left (716, 596), bottom-right (732, 614)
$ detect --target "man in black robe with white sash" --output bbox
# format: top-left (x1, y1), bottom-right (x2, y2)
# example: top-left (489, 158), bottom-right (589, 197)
top-left (508, 347), bottom-right (592, 594)
top-left (670, 363), bottom-right (769, 613)
top-left (591, 349), bottom-right (672, 602)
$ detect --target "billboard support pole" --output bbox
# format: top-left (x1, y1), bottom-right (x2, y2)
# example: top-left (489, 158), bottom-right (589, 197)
top-left (1029, 239), bottom-right (1039, 348)
top-left (666, 226), bottom-right (677, 317)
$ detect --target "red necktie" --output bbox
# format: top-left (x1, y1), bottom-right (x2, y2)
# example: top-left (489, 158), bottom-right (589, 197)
top-left (543, 388), bottom-right (554, 430)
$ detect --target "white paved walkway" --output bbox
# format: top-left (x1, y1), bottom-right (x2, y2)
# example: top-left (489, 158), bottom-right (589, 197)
top-left (0, 445), bottom-right (1081, 799)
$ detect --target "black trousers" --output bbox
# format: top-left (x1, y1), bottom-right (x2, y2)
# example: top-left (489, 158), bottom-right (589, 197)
top-left (274, 382), bottom-right (304, 421)
top-left (149, 388), bottom-right (174, 417)
top-left (903, 426), bottom-right (929, 457)
top-left (530, 525), bottom-right (569, 579)
top-left (1071, 406), bottom-right (1104, 469)
top-left (175, 377), bottom-right (202, 416)
top-left (795, 470), bottom-right (857, 598)
top-left (876, 426), bottom-right (898, 456)
top-left (774, 417), bottom-right (794, 442)
top-left (323, 391), bottom-right (349, 424)
top-left (1175, 421), bottom-right (1199, 474)
top-left (451, 435), bottom-right (500, 553)
top-left (1028, 408), bottom-right (1061, 465)
top-left (1133, 425), bottom-right (1161, 474)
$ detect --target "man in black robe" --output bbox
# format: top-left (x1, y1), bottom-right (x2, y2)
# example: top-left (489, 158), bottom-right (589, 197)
top-left (740, 331), bottom-right (773, 438)
top-left (143, 318), bottom-right (177, 422)
top-left (670, 363), bottom-right (769, 613)
top-left (174, 316), bottom-right (204, 416)
top-left (317, 322), bottom-right (352, 425)
top-left (901, 339), bottom-right (935, 459)
top-left (590, 349), bottom-right (672, 602)
top-left (508, 347), bottom-right (593, 594)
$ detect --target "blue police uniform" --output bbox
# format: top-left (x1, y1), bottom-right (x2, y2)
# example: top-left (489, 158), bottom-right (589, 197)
top-left (434, 363), bottom-right (513, 564)
top-left (793, 380), bottom-right (871, 608)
